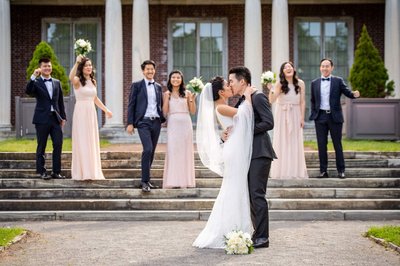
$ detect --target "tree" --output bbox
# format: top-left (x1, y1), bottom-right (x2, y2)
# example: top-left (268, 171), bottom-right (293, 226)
top-left (349, 25), bottom-right (394, 98)
top-left (26, 41), bottom-right (70, 95)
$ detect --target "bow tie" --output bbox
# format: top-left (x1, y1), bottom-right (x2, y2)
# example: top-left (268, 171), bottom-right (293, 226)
top-left (148, 82), bottom-right (155, 86)
top-left (321, 78), bottom-right (330, 81)
top-left (43, 78), bottom-right (52, 83)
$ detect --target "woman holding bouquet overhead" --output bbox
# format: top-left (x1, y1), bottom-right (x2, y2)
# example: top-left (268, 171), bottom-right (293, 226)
top-left (269, 61), bottom-right (308, 179)
top-left (162, 70), bottom-right (196, 188)
top-left (69, 54), bottom-right (112, 180)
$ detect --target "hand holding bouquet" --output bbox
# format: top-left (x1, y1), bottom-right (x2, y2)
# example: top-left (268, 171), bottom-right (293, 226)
top-left (186, 76), bottom-right (204, 94)
top-left (261, 71), bottom-right (276, 85)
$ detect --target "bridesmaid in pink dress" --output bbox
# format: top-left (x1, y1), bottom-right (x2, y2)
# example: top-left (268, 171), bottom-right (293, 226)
top-left (269, 62), bottom-right (308, 179)
top-left (162, 70), bottom-right (196, 188)
top-left (69, 55), bottom-right (112, 180)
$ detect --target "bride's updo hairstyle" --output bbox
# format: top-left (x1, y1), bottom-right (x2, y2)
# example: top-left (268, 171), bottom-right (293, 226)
top-left (211, 76), bottom-right (225, 101)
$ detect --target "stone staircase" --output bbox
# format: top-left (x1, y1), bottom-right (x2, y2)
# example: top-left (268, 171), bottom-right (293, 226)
top-left (0, 151), bottom-right (399, 221)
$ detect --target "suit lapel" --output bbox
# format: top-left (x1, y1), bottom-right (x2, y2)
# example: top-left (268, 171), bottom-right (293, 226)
top-left (315, 78), bottom-right (322, 106)
top-left (51, 80), bottom-right (56, 100)
top-left (141, 79), bottom-right (148, 104)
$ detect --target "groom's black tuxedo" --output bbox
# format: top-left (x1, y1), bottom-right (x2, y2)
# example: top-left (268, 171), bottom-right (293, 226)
top-left (236, 91), bottom-right (275, 242)
top-left (26, 77), bottom-right (66, 175)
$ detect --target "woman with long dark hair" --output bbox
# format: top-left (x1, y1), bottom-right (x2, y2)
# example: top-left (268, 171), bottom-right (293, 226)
top-left (269, 61), bottom-right (308, 179)
top-left (162, 70), bottom-right (196, 188)
top-left (69, 55), bottom-right (112, 180)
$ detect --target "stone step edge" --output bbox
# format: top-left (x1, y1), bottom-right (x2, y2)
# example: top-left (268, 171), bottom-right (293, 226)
top-left (0, 210), bottom-right (398, 221)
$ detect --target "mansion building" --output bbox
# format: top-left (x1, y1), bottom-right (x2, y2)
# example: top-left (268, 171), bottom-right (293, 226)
top-left (0, 0), bottom-right (399, 135)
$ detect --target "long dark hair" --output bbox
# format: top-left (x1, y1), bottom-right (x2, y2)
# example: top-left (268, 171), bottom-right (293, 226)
top-left (279, 61), bottom-right (300, 94)
top-left (167, 70), bottom-right (186, 98)
top-left (77, 57), bottom-right (96, 87)
top-left (211, 76), bottom-right (225, 101)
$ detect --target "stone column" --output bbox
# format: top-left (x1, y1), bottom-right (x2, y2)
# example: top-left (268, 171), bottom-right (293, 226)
top-left (104, 0), bottom-right (124, 128)
top-left (132, 0), bottom-right (150, 82)
top-left (0, 0), bottom-right (11, 131)
top-left (271, 0), bottom-right (289, 75)
top-left (244, 0), bottom-right (262, 88)
top-left (385, 0), bottom-right (400, 98)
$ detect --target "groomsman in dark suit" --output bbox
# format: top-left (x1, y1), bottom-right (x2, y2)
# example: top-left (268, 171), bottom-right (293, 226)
top-left (309, 58), bottom-right (360, 179)
top-left (26, 58), bottom-right (66, 180)
top-left (127, 60), bottom-right (166, 192)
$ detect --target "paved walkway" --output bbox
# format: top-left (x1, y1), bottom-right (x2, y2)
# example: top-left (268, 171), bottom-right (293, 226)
top-left (0, 220), bottom-right (399, 265)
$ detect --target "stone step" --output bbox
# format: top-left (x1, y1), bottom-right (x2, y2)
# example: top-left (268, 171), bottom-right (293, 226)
top-left (1, 158), bottom-right (398, 169)
top-left (1, 168), bottom-right (399, 179)
top-left (0, 210), bottom-right (399, 221)
top-left (0, 198), bottom-right (399, 211)
top-left (1, 178), bottom-right (399, 189)
top-left (0, 187), bottom-right (398, 199)
top-left (0, 151), bottom-right (399, 160)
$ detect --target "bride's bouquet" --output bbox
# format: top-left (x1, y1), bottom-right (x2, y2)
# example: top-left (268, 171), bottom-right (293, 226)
top-left (186, 76), bottom-right (204, 94)
top-left (261, 70), bottom-right (276, 85)
top-left (224, 230), bottom-right (254, 255)
top-left (74, 39), bottom-right (92, 56)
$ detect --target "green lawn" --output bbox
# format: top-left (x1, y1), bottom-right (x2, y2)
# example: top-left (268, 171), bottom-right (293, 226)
top-left (365, 225), bottom-right (400, 247)
top-left (0, 138), bottom-right (110, 152)
top-left (304, 139), bottom-right (400, 152)
top-left (0, 227), bottom-right (26, 247)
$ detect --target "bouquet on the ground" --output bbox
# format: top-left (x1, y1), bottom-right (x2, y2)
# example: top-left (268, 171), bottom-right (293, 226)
top-left (224, 230), bottom-right (254, 255)
top-left (74, 39), bottom-right (92, 56)
top-left (186, 76), bottom-right (204, 94)
top-left (261, 70), bottom-right (276, 85)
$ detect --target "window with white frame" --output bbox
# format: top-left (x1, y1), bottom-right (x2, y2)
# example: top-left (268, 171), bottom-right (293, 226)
top-left (42, 18), bottom-right (101, 96)
top-left (294, 18), bottom-right (353, 119)
top-left (169, 19), bottom-right (227, 83)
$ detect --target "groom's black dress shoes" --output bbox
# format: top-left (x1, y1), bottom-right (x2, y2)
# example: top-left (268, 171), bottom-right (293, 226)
top-left (147, 181), bottom-right (159, 189)
top-left (39, 172), bottom-right (51, 180)
top-left (51, 173), bottom-right (66, 179)
top-left (141, 182), bottom-right (151, 192)
top-left (253, 238), bottom-right (269, 248)
top-left (318, 172), bottom-right (329, 178)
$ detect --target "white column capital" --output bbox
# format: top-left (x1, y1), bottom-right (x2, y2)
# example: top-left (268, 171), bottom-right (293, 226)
top-left (132, 0), bottom-right (150, 82)
top-left (244, 0), bottom-right (262, 89)
top-left (0, 0), bottom-right (12, 130)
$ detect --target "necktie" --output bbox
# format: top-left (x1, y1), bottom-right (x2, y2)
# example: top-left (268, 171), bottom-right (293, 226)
top-left (234, 95), bottom-right (246, 108)
top-left (148, 81), bottom-right (154, 86)
top-left (44, 78), bottom-right (52, 82)
top-left (322, 78), bottom-right (330, 81)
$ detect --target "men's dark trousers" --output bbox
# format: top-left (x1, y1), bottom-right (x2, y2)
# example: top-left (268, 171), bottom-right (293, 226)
top-left (35, 113), bottom-right (63, 174)
top-left (248, 157), bottom-right (271, 240)
top-left (314, 111), bottom-right (345, 173)
top-left (137, 118), bottom-right (161, 183)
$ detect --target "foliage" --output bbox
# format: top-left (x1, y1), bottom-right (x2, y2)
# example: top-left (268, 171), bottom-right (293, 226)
top-left (349, 25), bottom-right (394, 98)
top-left (26, 41), bottom-right (70, 96)
top-left (365, 225), bottom-right (400, 247)
top-left (303, 139), bottom-right (400, 152)
top-left (0, 227), bottom-right (25, 247)
top-left (0, 138), bottom-right (110, 152)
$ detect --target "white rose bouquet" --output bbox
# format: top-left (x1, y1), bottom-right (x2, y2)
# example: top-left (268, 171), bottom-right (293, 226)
top-left (186, 76), bottom-right (204, 94)
top-left (224, 230), bottom-right (254, 255)
top-left (74, 39), bottom-right (93, 56)
top-left (261, 70), bottom-right (276, 85)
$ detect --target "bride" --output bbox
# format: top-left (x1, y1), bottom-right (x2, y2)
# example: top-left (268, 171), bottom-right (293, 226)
top-left (193, 76), bottom-right (255, 248)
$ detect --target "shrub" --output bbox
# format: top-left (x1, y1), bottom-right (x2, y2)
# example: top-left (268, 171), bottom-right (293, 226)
top-left (26, 41), bottom-right (70, 96)
top-left (349, 25), bottom-right (394, 98)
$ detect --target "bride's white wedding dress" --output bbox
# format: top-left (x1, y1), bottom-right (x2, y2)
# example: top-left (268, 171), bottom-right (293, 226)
top-left (193, 98), bottom-right (254, 249)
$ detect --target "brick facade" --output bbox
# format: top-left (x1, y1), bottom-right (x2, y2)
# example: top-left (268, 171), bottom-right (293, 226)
top-left (10, 3), bottom-right (385, 126)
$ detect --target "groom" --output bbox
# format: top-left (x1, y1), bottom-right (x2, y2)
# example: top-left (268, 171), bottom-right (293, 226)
top-left (228, 66), bottom-right (276, 248)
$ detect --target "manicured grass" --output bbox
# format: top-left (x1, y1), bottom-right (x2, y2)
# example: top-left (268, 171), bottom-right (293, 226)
top-left (365, 225), bottom-right (400, 247)
top-left (304, 139), bottom-right (400, 152)
top-left (0, 227), bottom-right (25, 247)
top-left (0, 138), bottom-right (110, 152)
